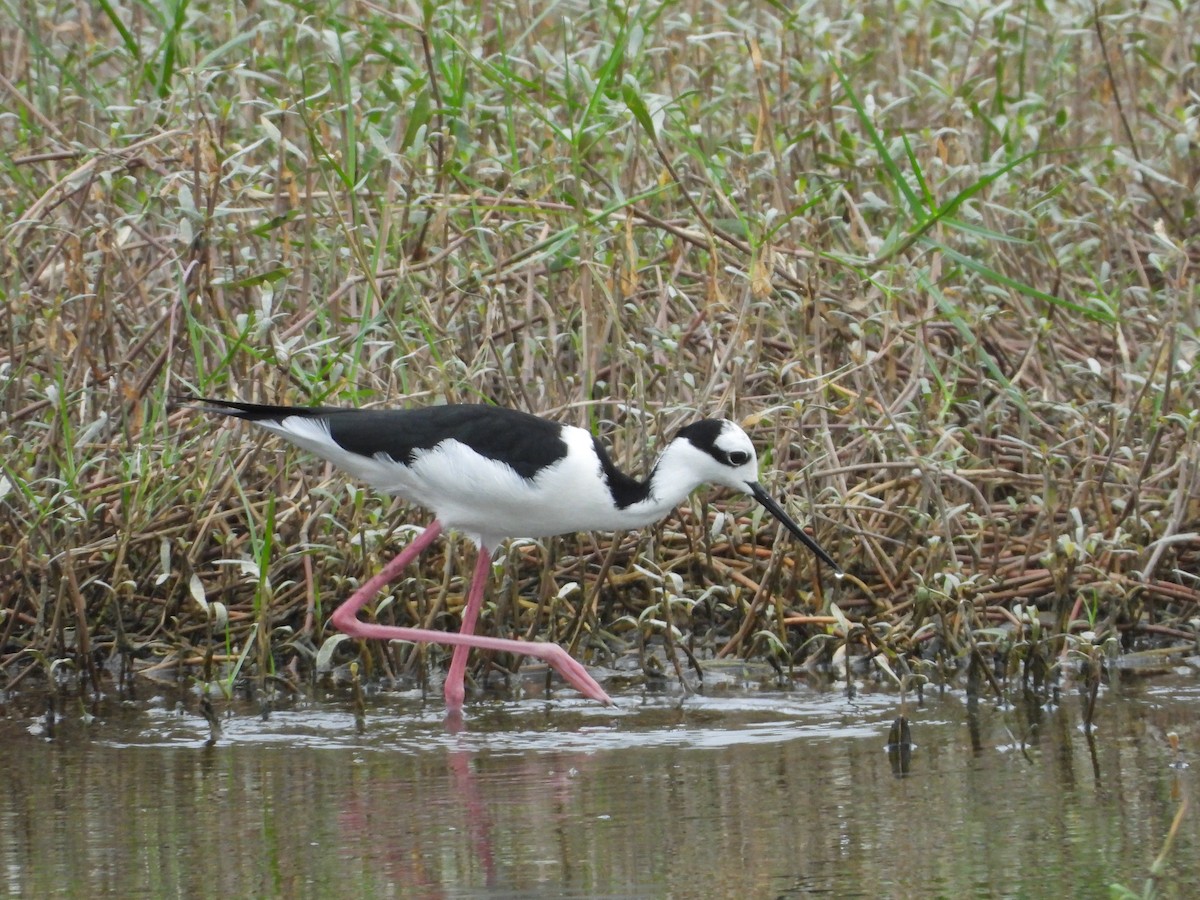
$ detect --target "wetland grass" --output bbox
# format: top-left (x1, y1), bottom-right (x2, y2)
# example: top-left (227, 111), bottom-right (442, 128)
top-left (1, 1), bottom-right (1197, 712)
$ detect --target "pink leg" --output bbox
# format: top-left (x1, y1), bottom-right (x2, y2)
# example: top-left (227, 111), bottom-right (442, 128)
top-left (329, 521), bottom-right (613, 710)
top-left (330, 521), bottom-right (444, 633)
top-left (443, 545), bottom-right (492, 709)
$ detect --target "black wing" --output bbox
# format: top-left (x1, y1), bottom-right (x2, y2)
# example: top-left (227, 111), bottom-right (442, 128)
top-left (191, 399), bottom-right (569, 479)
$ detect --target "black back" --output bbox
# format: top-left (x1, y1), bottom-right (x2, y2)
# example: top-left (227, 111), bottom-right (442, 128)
top-left (197, 400), bottom-right (569, 480)
top-left (328, 405), bottom-right (568, 479)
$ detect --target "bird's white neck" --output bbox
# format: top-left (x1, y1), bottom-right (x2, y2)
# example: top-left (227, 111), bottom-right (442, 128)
top-left (609, 438), bottom-right (718, 529)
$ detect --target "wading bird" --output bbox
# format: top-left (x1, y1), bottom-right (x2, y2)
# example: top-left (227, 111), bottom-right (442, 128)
top-left (189, 399), bottom-right (839, 711)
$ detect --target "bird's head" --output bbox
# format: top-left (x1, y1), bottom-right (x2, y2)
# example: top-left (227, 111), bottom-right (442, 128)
top-left (672, 419), bottom-right (841, 572)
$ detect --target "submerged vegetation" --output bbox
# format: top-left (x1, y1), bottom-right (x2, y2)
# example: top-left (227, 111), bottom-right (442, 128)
top-left (1, 0), bottom-right (1197, 708)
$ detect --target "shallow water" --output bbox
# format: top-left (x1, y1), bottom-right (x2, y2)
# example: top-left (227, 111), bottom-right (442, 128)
top-left (1, 674), bottom-right (1196, 898)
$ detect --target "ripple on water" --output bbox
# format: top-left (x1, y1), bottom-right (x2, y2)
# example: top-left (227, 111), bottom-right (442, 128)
top-left (94, 684), bottom-right (907, 755)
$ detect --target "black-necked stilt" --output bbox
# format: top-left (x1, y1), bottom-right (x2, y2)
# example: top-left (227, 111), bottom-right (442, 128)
top-left (188, 399), bottom-right (839, 710)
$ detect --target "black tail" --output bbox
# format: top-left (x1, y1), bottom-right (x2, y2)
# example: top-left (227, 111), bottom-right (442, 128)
top-left (180, 397), bottom-right (335, 422)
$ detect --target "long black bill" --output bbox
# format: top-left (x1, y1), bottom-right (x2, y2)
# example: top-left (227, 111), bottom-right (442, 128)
top-left (748, 482), bottom-right (842, 574)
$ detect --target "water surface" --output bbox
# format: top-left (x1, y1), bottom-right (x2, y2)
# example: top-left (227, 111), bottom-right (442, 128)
top-left (1, 676), bottom-right (1196, 898)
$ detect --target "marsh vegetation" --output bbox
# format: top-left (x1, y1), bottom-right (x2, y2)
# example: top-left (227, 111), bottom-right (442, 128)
top-left (1, 1), bottom-right (1197, 714)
